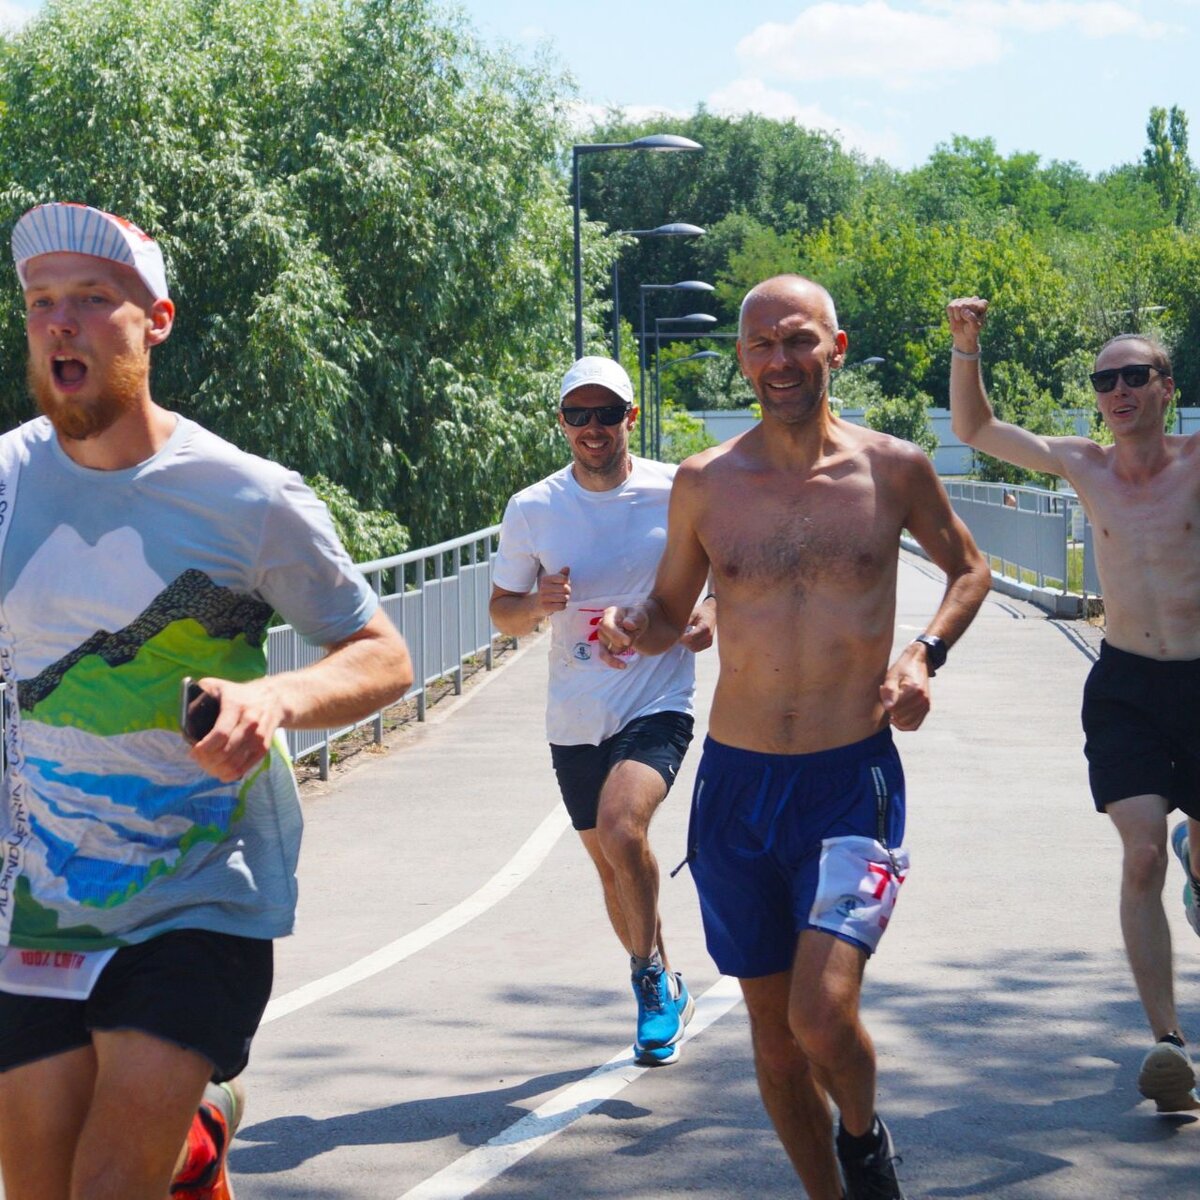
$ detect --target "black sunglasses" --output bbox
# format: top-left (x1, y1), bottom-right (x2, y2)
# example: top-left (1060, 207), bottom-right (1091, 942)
top-left (1089, 364), bottom-right (1167, 393)
top-left (560, 404), bottom-right (631, 427)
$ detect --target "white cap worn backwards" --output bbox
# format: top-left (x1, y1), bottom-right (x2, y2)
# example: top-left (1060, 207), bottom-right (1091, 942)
top-left (12, 203), bottom-right (170, 302)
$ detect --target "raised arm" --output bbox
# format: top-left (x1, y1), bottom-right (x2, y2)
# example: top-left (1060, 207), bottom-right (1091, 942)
top-left (947, 296), bottom-right (1069, 478)
top-left (599, 461), bottom-right (711, 661)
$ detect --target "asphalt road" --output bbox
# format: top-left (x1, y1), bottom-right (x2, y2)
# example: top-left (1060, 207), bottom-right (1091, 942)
top-left (9, 552), bottom-right (1200, 1199)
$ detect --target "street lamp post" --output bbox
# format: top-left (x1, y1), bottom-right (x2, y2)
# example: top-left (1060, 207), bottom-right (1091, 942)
top-left (611, 223), bottom-right (705, 360)
top-left (653, 349), bottom-right (722, 461)
top-left (572, 134), bottom-right (703, 358)
top-left (652, 314), bottom-right (718, 459)
top-left (637, 280), bottom-right (715, 454)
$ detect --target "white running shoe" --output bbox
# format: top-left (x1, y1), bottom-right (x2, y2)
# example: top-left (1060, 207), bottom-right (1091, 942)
top-left (1137, 1040), bottom-right (1200, 1113)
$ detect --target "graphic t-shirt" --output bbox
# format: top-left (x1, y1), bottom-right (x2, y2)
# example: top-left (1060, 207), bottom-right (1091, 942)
top-left (0, 416), bottom-right (378, 952)
top-left (492, 457), bottom-right (695, 746)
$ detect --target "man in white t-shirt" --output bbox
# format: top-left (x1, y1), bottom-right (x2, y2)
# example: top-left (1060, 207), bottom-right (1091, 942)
top-left (490, 357), bottom-right (715, 1065)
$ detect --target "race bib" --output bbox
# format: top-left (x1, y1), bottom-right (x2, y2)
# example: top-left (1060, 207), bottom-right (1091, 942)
top-left (808, 836), bottom-right (910, 954)
top-left (0, 946), bottom-right (116, 1000)
top-left (561, 605), bottom-right (637, 668)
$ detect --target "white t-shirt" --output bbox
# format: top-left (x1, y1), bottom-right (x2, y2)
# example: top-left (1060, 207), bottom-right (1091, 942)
top-left (493, 457), bottom-right (696, 745)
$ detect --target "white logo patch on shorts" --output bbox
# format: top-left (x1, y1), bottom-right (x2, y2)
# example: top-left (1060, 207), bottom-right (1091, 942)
top-left (808, 835), bottom-right (910, 953)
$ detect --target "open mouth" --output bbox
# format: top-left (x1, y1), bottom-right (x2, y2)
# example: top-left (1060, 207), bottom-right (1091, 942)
top-left (51, 355), bottom-right (87, 387)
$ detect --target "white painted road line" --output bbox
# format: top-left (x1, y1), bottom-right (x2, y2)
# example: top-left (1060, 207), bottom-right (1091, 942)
top-left (261, 805), bottom-right (572, 1025)
top-left (397, 975), bottom-right (745, 1200)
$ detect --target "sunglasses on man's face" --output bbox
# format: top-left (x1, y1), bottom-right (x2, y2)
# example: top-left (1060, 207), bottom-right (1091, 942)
top-left (1089, 364), bottom-right (1167, 393)
top-left (560, 404), bottom-right (631, 427)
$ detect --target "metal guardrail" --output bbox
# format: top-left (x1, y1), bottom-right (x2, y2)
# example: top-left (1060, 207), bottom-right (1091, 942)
top-left (944, 481), bottom-right (1090, 595)
top-left (273, 524), bottom-right (503, 778)
top-left (0, 525), bottom-right (504, 783)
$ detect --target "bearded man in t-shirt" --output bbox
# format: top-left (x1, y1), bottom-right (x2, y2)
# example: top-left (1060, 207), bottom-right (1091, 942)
top-left (0, 203), bottom-right (412, 1200)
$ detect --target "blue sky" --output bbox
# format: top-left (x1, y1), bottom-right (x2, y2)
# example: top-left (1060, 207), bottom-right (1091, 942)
top-left (444, 0), bottom-right (1198, 175)
top-left (3, 1), bottom-right (1194, 176)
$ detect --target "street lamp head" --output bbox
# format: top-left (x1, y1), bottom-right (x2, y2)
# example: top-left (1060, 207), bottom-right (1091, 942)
top-left (639, 279), bottom-right (715, 295)
top-left (658, 312), bottom-right (718, 326)
top-left (624, 134), bottom-right (703, 152)
top-left (666, 350), bottom-right (722, 368)
top-left (620, 222), bottom-right (706, 239)
top-left (841, 356), bottom-right (885, 370)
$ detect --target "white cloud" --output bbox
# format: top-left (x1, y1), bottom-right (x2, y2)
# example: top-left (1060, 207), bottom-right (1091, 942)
top-left (736, 0), bottom-right (1163, 86)
top-left (924, 1), bottom-right (1166, 37)
top-left (565, 99), bottom-right (692, 138)
top-left (707, 78), bottom-right (904, 161)
top-left (0, 1), bottom-right (37, 31)
top-left (736, 2), bottom-right (1003, 83)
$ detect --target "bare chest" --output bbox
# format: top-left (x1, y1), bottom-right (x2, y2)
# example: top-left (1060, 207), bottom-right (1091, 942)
top-left (702, 476), bottom-right (899, 597)
top-left (1080, 465), bottom-right (1200, 573)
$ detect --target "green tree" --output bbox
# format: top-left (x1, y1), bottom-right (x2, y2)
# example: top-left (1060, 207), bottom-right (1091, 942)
top-left (694, 352), bottom-right (754, 411)
top-left (0, 0), bottom-right (606, 544)
top-left (863, 392), bottom-right (937, 458)
top-left (1143, 106), bottom-right (1196, 228)
top-left (659, 400), bottom-right (716, 464)
top-left (582, 110), bottom-right (863, 332)
top-left (308, 475), bottom-right (408, 562)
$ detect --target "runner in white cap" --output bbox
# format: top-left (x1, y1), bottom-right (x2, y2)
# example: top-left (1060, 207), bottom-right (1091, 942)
top-left (490, 356), bottom-right (715, 1066)
top-left (0, 203), bottom-right (413, 1200)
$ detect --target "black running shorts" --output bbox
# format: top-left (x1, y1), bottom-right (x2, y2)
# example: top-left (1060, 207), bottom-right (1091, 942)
top-left (550, 710), bottom-right (694, 831)
top-left (1082, 641), bottom-right (1200, 817)
top-left (0, 929), bottom-right (274, 1081)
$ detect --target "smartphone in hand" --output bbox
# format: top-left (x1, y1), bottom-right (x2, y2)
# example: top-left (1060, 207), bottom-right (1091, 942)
top-left (180, 677), bottom-right (220, 745)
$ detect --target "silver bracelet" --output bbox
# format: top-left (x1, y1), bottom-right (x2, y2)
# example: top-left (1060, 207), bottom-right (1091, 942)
top-left (951, 346), bottom-right (982, 360)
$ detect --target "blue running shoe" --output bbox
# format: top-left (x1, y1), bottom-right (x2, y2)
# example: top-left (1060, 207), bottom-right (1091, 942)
top-left (636, 972), bottom-right (697, 1065)
top-left (1171, 821), bottom-right (1200, 937)
top-left (632, 963), bottom-right (688, 1065)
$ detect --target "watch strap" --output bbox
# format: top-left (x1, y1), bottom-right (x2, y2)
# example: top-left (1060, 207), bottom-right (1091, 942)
top-left (912, 634), bottom-right (947, 674)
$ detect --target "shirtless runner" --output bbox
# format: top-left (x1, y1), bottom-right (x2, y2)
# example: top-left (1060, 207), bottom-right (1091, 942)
top-left (948, 295), bottom-right (1200, 1114)
top-left (600, 275), bottom-right (990, 1199)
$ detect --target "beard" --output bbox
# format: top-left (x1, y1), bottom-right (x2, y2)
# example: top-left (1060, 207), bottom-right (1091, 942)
top-left (755, 361), bottom-right (832, 426)
top-left (28, 351), bottom-right (148, 441)
top-left (574, 442), bottom-right (626, 480)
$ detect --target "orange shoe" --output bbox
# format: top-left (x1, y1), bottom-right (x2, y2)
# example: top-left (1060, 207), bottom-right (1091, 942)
top-left (171, 1080), bottom-right (245, 1199)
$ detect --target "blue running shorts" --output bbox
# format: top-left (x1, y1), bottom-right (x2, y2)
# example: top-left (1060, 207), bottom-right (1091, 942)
top-left (686, 729), bottom-right (910, 978)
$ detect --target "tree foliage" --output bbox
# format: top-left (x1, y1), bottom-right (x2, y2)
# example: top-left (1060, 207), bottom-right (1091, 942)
top-left (1, 5), bottom-right (1195, 521)
top-left (1144, 106), bottom-right (1196, 228)
top-left (862, 393), bottom-right (938, 459)
top-left (0, 0), bottom-right (616, 544)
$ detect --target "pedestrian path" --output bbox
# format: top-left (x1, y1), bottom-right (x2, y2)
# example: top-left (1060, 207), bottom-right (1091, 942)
top-left (232, 553), bottom-right (1200, 1197)
top-left (7, 552), bottom-right (1197, 1199)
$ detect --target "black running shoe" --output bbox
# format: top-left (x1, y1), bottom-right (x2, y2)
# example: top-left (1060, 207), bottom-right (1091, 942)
top-left (838, 1117), bottom-right (906, 1200)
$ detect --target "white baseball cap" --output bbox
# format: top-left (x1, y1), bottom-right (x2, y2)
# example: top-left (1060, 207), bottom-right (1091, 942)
top-left (560, 356), bottom-right (634, 406)
top-left (12, 203), bottom-right (170, 302)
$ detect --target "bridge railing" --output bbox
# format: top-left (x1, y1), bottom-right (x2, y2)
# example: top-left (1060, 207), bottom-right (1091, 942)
top-left (272, 524), bottom-right (503, 778)
top-left (943, 480), bottom-right (1091, 597)
top-left (0, 525), bottom-right (505, 781)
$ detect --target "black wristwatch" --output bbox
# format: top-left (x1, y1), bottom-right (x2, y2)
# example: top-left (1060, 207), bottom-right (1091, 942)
top-left (911, 634), bottom-right (948, 675)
